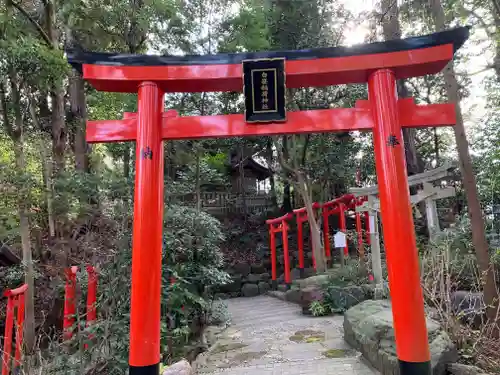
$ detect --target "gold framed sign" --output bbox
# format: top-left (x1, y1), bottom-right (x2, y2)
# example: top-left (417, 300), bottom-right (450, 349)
top-left (243, 58), bottom-right (286, 123)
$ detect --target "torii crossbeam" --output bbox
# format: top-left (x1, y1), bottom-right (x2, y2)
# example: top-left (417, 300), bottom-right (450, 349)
top-left (68, 26), bottom-right (469, 375)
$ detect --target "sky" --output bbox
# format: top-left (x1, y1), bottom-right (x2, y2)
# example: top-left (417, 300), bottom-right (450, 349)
top-left (339, 0), bottom-right (492, 133)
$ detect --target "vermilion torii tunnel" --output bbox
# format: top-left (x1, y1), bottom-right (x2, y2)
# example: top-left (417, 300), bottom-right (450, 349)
top-left (67, 26), bottom-right (469, 375)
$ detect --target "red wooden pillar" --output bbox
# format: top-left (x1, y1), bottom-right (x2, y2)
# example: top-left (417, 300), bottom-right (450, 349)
top-left (2, 294), bottom-right (14, 375)
top-left (269, 224), bottom-right (277, 290)
top-left (369, 69), bottom-right (430, 374)
top-left (322, 207), bottom-right (330, 261)
top-left (338, 203), bottom-right (348, 256)
top-left (282, 221), bottom-right (291, 288)
top-left (296, 214), bottom-right (305, 276)
top-left (63, 266), bottom-right (78, 341)
top-left (129, 82), bottom-right (164, 374)
top-left (364, 211), bottom-right (371, 245)
top-left (2, 284), bottom-right (28, 375)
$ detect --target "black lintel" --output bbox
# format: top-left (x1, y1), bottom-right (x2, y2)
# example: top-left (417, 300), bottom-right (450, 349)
top-left (66, 26), bottom-right (470, 73)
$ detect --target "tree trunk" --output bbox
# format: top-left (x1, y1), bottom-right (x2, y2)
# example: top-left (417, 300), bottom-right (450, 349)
top-left (281, 136), bottom-right (292, 212)
top-left (297, 172), bottom-right (326, 273)
top-left (124, 145), bottom-right (131, 178)
top-left (430, 0), bottom-right (499, 330)
top-left (9, 72), bottom-right (36, 355)
top-left (29, 98), bottom-right (56, 239)
top-left (266, 138), bottom-right (278, 209)
top-left (69, 72), bottom-right (88, 172)
top-left (380, 0), bottom-right (423, 176)
top-left (195, 149), bottom-right (201, 212)
top-left (47, 1), bottom-right (66, 174)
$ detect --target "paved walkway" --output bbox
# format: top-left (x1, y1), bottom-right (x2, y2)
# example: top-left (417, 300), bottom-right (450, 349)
top-left (195, 296), bottom-right (379, 375)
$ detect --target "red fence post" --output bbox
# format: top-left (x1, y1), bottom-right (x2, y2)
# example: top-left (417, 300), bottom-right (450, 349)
top-left (2, 295), bottom-right (15, 375)
top-left (2, 284), bottom-right (28, 375)
top-left (296, 214), bottom-right (305, 277)
top-left (269, 225), bottom-right (277, 290)
top-left (338, 203), bottom-right (348, 256)
top-left (369, 69), bottom-right (430, 373)
top-left (63, 266), bottom-right (78, 341)
top-left (282, 221), bottom-right (291, 289)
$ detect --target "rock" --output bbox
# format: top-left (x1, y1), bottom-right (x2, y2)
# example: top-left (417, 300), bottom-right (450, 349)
top-left (241, 283), bottom-right (259, 297)
top-left (295, 274), bottom-right (330, 289)
top-left (290, 268), bottom-right (301, 280)
top-left (300, 286), bottom-right (323, 315)
top-left (344, 300), bottom-right (457, 375)
top-left (323, 285), bottom-right (371, 312)
top-left (285, 288), bottom-right (301, 304)
top-left (251, 263), bottom-right (266, 274)
top-left (230, 291), bottom-right (241, 298)
top-left (260, 273), bottom-right (271, 281)
top-left (263, 259), bottom-right (272, 269)
top-left (246, 273), bottom-right (261, 284)
top-left (448, 363), bottom-right (488, 375)
top-left (162, 359), bottom-right (192, 375)
top-left (258, 281), bottom-right (270, 294)
top-left (219, 274), bottom-right (242, 293)
top-left (277, 284), bottom-right (288, 293)
top-left (233, 262), bottom-right (251, 277)
top-left (303, 267), bottom-right (316, 278)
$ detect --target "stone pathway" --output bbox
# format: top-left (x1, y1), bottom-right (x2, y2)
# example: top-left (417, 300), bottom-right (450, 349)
top-left (195, 296), bottom-right (379, 375)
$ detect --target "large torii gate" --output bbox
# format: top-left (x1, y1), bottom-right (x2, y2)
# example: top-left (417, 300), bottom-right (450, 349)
top-left (68, 26), bottom-right (469, 375)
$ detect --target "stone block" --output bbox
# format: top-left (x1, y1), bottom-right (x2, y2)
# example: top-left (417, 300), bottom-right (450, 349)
top-left (344, 300), bottom-right (457, 375)
top-left (246, 273), bottom-right (261, 284)
top-left (258, 281), bottom-right (270, 294)
top-left (251, 262), bottom-right (266, 274)
top-left (233, 262), bottom-right (251, 277)
top-left (300, 286), bottom-right (323, 315)
top-left (241, 283), bottom-right (259, 297)
top-left (162, 359), bottom-right (192, 375)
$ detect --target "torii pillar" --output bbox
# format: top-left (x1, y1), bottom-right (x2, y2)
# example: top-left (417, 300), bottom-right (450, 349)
top-left (68, 26), bottom-right (469, 375)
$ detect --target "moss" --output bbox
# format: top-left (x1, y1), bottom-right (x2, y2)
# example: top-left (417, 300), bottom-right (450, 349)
top-left (322, 348), bottom-right (357, 358)
top-left (289, 330), bottom-right (324, 343)
top-left (305, 335), bottom-right (324, 343)
top-left (212, 342), bottom-right (247, 354)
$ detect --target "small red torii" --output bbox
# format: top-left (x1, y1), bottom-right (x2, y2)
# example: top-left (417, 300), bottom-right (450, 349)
top-left (265, 213), bottom-right (293, 289)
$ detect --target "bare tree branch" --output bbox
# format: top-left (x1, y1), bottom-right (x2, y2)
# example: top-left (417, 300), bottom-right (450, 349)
top-left (11, 0), bottom-right (52, 47)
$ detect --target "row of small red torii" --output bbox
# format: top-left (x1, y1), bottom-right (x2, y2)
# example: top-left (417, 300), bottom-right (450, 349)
top-left (1, 266), bottom-right (97, 375)
top-left (266, 193), bottom-right (369, 287)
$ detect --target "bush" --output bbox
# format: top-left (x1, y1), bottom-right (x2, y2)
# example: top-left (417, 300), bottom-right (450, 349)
top-left (35, 205), bottom-right (230, 374)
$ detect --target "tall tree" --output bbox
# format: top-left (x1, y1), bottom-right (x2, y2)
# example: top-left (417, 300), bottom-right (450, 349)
top-left (429, 0), bottom-right (500, 330)
top-left (380, 0), bottom-right (424, 176)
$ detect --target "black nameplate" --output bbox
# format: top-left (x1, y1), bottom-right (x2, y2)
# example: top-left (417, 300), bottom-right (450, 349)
top-left (243, 58), bottom-right (286, 123)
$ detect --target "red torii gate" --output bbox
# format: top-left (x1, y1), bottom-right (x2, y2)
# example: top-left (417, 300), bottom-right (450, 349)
top-left (68, 27), bottom-right (469, 375)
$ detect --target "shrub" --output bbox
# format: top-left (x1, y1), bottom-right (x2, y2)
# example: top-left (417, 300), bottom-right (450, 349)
top-left (34, 205), bottom-right (230, 374)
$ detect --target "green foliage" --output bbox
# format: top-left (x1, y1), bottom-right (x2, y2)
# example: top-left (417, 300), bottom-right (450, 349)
top-left (326, 260), bottom-right (370, 287)
top-left (424, 215), bottom-right (500, 291)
